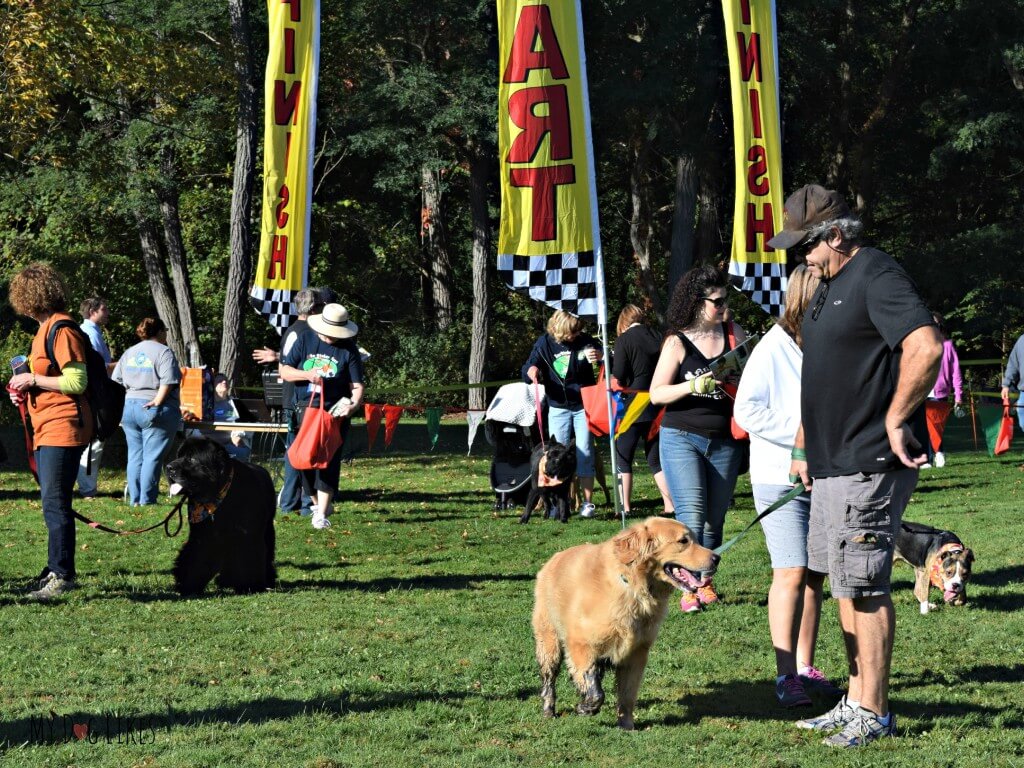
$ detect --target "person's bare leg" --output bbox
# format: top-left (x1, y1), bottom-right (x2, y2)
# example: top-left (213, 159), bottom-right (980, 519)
top-left (849, 594), bottom-right (895, 716)
top-left (581, 476), bottom-right (594, 503)
top-left (769, 567), bottom-right (805, 676)
top-left (653, 471), bottom-right (673, 513)
top-left (619, 472), bottom-right (633, 512)
top-left (838, 598), bottom-right (860, 703)
top-left (797, 571), bottom-right (826, 669)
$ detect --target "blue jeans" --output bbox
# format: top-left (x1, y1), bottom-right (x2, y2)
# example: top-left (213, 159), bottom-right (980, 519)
top-left (278, 409), bottom-right (308, 513)
top-left (36, 444), bottom-right (85, 579)
top-left (547, 405), bottom-right (595, 477)
top-left (660, 427), bottom-right (743, 551)
top-left (121, 399), bottom-right (181, 505)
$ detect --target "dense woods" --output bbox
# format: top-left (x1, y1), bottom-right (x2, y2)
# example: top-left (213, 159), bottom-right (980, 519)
top-left (1, 0), bottom-right (1022, 407)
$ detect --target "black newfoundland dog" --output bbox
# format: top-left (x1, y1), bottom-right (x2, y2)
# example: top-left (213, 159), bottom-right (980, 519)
top-left (165, 437), bottom-right (277, 595)
top-left (519, 438), bottom-right (577, 524)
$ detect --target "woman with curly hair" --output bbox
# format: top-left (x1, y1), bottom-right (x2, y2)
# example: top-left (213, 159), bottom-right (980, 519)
top-left (112, 317), bottom-right (182, 506)
top-left (7, 262), bottom-right (93, 600)
top-left (650, 265), bottom-right (747, 612)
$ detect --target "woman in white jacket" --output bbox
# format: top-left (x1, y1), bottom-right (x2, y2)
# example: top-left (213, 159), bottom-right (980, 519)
top-left (734, 265), bottom-right (843, 709)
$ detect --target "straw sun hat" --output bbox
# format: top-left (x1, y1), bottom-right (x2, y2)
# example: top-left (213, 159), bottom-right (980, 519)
top-left (307, 303), bottom-right (358, 339)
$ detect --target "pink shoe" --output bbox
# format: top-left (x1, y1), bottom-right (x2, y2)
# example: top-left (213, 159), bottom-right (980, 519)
top-left (679, 591), bottom-right (701, 613)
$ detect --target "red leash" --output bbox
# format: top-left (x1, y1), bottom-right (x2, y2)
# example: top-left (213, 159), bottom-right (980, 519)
top-left (7, 386), bottom-right (38, 481)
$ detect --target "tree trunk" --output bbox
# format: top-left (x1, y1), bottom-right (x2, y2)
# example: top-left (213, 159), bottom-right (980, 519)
top-left (629, 136), bottom-right (663, 323)
top-left (668, 153), bottom-right (697, 297)
top-left (421, 165), bottom-right (454, 331)
top-left (221, 0), bottom-right (258, 384)
top-left (467, 143), bottom-right (491, 412)
top-left (135, 214), bottom-right (186, 362)
top-left (158, 153), bottom-right (203, 367)
top-left (695, 177), bottom-right (721, 267)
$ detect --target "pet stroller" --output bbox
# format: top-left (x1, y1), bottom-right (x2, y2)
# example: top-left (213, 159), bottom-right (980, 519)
top-left (485, 382), bottom-right (544, 510)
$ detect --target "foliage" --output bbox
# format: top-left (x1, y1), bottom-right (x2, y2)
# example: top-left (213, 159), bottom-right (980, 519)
top-left (0, 427), bottom-right (1022, 765)
top-left (2, 0), bottom-right (1023, 395)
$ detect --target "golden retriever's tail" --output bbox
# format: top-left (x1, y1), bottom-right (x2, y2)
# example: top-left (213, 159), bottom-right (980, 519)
top-left (532, 582), bottom-right (561, 717)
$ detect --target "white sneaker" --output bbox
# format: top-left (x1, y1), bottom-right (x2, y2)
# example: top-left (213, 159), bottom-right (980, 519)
top-left (934, 451), bottom-right (946, 468)
top-left (578, 502), bottom-right (596, 519)
top-left (311, 510), bottom-right (331, 529)
top-left (920, 463), bottom-right (932, 469)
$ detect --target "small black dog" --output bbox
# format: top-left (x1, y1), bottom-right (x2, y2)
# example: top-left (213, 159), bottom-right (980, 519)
top-left (166, 437), bottom-right (277, 595)
top-left (519, 438), bottom-right (576, 524)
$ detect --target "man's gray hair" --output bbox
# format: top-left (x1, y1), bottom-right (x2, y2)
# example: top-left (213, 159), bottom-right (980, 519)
top-left (806, 215), bottom-right (864, 244)
top-left (293, 288), bottom-right (318, 316)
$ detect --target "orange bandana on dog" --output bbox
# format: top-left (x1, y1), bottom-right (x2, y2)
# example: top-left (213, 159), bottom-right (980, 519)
top-left (537, 455), bottom-right (566, 487)
top-left (188, 468), bottom-right (234, 524)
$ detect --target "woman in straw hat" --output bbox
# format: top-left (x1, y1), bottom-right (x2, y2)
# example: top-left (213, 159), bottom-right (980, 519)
top-left (280, 303), bottom-right (365, 529)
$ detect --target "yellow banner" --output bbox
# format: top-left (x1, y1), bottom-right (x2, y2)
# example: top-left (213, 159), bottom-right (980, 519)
top-left (497, 0), bottom-right (595, 256)
top-left (723, 0), bottom-right (785, 313)
top-left (252, 0), bottom-right (320, 333)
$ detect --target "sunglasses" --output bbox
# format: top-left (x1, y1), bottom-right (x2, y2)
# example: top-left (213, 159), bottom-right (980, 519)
top-left (702, 296), bottom-right (728, 309)
top-left (811, 281), bottom-right (831, 321)
top-left (789, 235), bottom-right (821, 262)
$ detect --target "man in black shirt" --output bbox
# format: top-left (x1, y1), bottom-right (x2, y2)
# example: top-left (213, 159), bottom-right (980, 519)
top-left (777, 185), bottom-right (942, 747)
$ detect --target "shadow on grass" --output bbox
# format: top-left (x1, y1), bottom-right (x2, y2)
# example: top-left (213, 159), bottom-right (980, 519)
top-left (910, 481), bottom-right (977, 494)
top-left (894, 663), bottom-right (1024, 689)
top-left (278, 572), bottom-right (535, 592)
top-left (359, 489), bottom-right (492, 504)
top-left (971, 564), bottom-right (1024, 588)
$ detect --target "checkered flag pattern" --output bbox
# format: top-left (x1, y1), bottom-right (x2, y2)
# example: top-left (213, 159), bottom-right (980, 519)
top-left (729, 260), bottom-right (787, 317)
top-left (497, 251), bottom-right (599, 319)
top-left (249, 286), bottom-right (298, 336)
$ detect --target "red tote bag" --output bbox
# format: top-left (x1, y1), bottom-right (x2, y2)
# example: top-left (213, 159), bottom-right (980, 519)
top-left (995, 396), bottom-right (1014, 456)
top-left (287, 389), bottom-right (344, 470)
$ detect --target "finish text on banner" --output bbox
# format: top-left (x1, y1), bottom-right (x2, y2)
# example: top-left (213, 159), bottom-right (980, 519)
top-left (251, 0), bottom-right (320, 334)
top-left (723, 0), bottom-right (785, 316)
top-left (496, 0), bottom-right (602, 319)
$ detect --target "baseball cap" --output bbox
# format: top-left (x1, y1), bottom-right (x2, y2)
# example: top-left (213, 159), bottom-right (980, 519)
top-left (768, 184), bottom-right (852, 250)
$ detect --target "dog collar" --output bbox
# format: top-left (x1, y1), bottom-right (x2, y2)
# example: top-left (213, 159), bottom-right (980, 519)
top-left (929, 542), bottom-right (964, 590)
top-left (188, 467), bottom-right (234, 524)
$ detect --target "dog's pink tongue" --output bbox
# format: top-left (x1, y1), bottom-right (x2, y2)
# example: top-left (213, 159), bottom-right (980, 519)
top-left (943, 589), bottom-right (958, 602)
top-left (169, 482), bottom-right (184, 496)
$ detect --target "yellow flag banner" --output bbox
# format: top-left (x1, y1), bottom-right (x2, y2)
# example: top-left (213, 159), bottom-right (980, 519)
top-left (251, 0), bottom-right (320, 334)
top-left (723, 0), bottom-right (786, 316)
top-left (496, 0), bottom-right (604, 321)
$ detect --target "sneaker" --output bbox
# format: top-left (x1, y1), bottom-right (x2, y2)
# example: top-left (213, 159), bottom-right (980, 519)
top-left (578, 502), bottom-right (596, 519)
top-left (934, 451), bottom-right (946, 468)
top-left (679, 591), bottom-right (701, 613)
top-left (822, 707), bottom-right (897, 747)
top-left (28, 572), bottom-right (75, 601)
top-left (696, 581), bottom-right (719, 605)
top-left (920, 462), bottom-right (932, 469)
top-left (776, 675), bottom-right (813, 708)
top-left (311, 510), bottom-right (332, 529)
top-left (799, 665), bottom-right (845, 697)
top-left (796, 695), bottom-right (857, 731)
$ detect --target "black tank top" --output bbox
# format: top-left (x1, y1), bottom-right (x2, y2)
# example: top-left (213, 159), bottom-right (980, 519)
top-left (661, 324), bottom-right (733, 438)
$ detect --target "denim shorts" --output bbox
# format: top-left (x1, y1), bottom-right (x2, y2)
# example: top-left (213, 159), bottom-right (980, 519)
top-left (807, 469), bottom-right (918, 599)
top-left (752, 483), bottom-right (812, 569)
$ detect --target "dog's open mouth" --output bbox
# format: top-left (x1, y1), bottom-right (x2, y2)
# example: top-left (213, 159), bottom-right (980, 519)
top-left (663, 563), bottom-right (709, 592)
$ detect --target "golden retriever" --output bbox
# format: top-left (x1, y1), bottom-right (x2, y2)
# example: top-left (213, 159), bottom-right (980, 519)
top-left (531, 517), bottom-right (718, 729)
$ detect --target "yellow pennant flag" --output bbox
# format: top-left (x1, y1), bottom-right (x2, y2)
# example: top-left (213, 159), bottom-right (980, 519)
top-left (496, 0), bottom-right (605, 320)
top-left (616, 393), bottom-right (651, 436)
top-left (723, 0), bottom-right (786, 316)
top-left (251, 0), bottom-right (320, 334)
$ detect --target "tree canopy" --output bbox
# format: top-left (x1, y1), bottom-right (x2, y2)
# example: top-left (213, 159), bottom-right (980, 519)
top-left (2, 0), bottom-right (1022, 405)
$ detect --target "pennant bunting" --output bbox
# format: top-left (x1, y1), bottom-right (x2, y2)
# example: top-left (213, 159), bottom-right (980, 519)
top-left (250, 0), bottom-right (320, 333)
top-left (467, 410), bottom-right (485, 456)
top-left (722, 0), bottom-right (786, 316)
top-left (616, 393), bottom-right (651, 436)
top-left (425, 407), bottom-right (443, 450)
top-left (383, 405), bottom-right (403, 449)
top-left (364, 403), bottom-right (384, 452)
top-left (496, 0), bottom-right (606, 322)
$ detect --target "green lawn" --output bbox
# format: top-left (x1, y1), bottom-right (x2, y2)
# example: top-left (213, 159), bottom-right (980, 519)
top-left (0, 438), bottom-right (1022, 767)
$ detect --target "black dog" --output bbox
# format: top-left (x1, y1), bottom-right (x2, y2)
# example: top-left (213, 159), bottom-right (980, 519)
top-left (166, 437), bottom-right (277, 595)
top-left (519, 438), bottom-right (576, 524)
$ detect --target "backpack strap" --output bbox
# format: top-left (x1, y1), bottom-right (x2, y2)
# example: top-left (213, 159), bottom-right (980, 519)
top-left (725, 321), bottom-right (737, 351)
top-left (43, 319), bottom-right (87, 430)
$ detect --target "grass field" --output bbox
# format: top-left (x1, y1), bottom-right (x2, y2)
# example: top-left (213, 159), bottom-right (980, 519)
top-left (1, 434), bottom-right (1023, 767)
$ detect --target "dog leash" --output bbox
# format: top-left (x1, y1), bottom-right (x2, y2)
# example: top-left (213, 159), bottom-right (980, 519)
top-left (533, 379), bottom-right (545, 449)
top-left (714, 483), bottom-right (806, 556)
top-left (73, 496), bottom-right (186, 537)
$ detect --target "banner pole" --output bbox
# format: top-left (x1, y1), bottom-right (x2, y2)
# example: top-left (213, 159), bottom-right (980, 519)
top-left (571, 0), bottom-right (622, 525)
